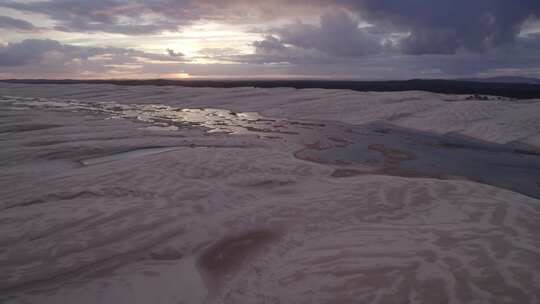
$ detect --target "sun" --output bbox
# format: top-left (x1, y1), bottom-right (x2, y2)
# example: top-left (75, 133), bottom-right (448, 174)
top-left (169, 73), bottom-right (191, 79)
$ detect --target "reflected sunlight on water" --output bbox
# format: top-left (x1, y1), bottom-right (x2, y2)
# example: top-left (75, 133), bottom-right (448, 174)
top-left (1, 95), bottom-right (265, 134)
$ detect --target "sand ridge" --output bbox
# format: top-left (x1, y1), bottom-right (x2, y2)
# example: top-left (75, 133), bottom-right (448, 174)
top-left (1, 84), bottom-right (540, 303)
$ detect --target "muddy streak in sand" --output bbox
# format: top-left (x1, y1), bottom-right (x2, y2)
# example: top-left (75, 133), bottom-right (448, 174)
top-left (198, 230), bottom-right (279, 290)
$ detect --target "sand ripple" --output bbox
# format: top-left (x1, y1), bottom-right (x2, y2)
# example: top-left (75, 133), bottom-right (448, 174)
top-left (1, 85), bottom-right (540, 303)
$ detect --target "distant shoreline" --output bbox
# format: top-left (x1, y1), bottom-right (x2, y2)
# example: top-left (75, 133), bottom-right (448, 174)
top-left (2, 78), bottom-right (540, 99)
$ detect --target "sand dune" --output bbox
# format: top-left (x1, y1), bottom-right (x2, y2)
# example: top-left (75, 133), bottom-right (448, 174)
top-left (1, 84), bottom-right (540, 303)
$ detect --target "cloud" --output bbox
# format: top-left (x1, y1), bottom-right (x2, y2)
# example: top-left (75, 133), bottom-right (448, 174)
top-left (195, 31), bottom-right (540, 79)
top-left (0, 39), bottom-right (64, 66)
top-left (199, 0), bottom-right (540, 55)
top-left (2, 0), bottom-right (539, 54)
top-left (0, 39), bottom-right (189, 78)
top-left (0, 0), bottom-right (195, 34)
top-left (332, 0), bottom-right (540, 54)
top-left (211, 0), bottom-right (540, 55)
top-left (167, 49), bottom-right (184, 57)
top-left (248, 35), bottom-right (331, 64)
top-left (270, 10), bottom-right (383, 57)
top-left (0, 15), bottom-right (37, 31)
top-left (228, 10), bottom-right (385, 65)
top-left (0, 0), bottom-right (273, 34)
top-left (1, 0), bottom-right (540, 79)
top-left (0, 39), bottom-right (186, 66)
top-left (230, 0), bottom-right (540, 55)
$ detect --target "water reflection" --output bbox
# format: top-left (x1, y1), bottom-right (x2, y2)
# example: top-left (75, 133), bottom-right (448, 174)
top-left (116, 105), bottom-right (264, 134)
top-left (296, 123), bottom-right (540, 200)
top-left (3, 95), bottom-right (540, 200)
top-left (1, 96), bottom-right (266, 134)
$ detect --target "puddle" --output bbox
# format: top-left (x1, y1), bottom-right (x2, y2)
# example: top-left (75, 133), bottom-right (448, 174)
top-left (296, 123), bottom-right (540, 199)
top-left (1, 96), bottom-right (272, 134)
top-left (3, 95), bottom-right (540, 199)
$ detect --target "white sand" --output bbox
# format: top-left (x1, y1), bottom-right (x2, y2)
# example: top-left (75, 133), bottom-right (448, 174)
top-left (2, 83), bottom-right (540, 147)
top-left (1, 84), bottom-right (540, 304)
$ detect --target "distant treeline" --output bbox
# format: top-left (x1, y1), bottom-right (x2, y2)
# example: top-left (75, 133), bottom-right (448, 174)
top-left (2, 79), bottom-right (540, 99)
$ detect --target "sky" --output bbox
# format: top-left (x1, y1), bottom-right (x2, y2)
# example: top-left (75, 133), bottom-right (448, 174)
top-left (1, 0), bottom-right (540, 79)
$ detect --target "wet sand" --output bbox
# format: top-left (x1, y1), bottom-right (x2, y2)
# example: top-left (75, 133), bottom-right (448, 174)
top-left (4, 94), bottom-right (539, 199)
top-left (296, 122), bottom-right (540, 199)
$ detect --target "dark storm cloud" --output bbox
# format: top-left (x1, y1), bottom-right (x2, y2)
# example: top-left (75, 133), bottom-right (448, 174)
top-left (199, 31), bottom-right (540, 79)
top-left (269, 10), bottom-right (383, 57)
top-left (194, 2), bottom-right (540, 78)
top-left (0, 15), bottom-right (37, 31)
top-left (248, 35), bottom-right (331, 64)
top-left (231, 10), bottom-right (386, 65)
top-left (0, 39), bottom-right (62, 66)
top-left (219, 0), bottom-right (540, 55)
top-left (218, 0), bottom-right (540, 55)
top-left (332, 0), bottom-right (540, 54)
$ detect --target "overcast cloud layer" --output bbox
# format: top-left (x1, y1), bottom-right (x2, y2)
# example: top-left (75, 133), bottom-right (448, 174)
top-left (1, 0), bottom-right (540, 79)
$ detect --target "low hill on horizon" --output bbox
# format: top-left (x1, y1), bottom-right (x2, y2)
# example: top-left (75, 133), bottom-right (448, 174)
top-left (2, 78), bottom-right (540, 99)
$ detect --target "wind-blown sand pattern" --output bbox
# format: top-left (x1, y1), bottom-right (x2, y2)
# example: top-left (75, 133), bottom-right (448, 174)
top-left (1, 83), bottom-right (540, 304)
